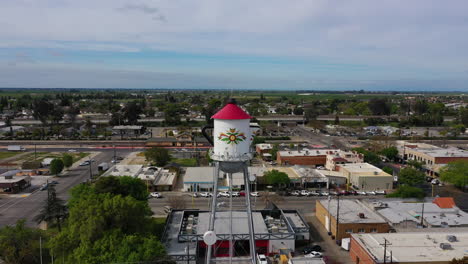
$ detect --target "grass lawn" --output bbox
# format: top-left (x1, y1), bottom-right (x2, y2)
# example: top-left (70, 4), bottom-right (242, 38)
top-left (171, 158), bottom-right (198, 166)
top-left (15, 151), bottom-right (90, 163)
top-left (0, 152), bottom-right (21, 160)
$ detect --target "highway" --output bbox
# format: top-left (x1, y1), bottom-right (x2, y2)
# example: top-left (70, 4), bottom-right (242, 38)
top-left (0, 149), bottom-right (135, 226)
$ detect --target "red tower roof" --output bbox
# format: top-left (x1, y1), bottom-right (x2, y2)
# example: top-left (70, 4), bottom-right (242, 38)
top-left (211, 102), bottom-right (252, 120)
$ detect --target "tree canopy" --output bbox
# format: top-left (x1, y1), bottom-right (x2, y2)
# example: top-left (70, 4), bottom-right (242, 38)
top-left (144, 147), bottom-right (172, 167)
top-left (0, 219), bottom-right (50, 264)
top-left (50, 158), bottom-right (64, 176)
top-left (264, 169), bottom-right (290, 188)
top-left (387, 185), bottom-right (425, 199)
top-left (49, 184), bottom-right (167, 264)
top-left (94, 176), bottom-right (149, 201)
top-left (380, 146), bottom-right (398, 161)
top-left (62, 154), bottom-right (73, 168)
top-left (352, 147), bottom-right (381, 165)
top-left (440, 160), bottom-right (468, 191)
top-left (398, 167), bottom-right (425, 186)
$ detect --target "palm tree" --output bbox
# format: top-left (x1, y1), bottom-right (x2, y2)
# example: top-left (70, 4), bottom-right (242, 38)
top-left (34, 185), bottom-right (68, 231)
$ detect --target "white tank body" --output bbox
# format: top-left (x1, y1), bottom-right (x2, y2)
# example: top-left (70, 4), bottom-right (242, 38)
top-left (212, 118), bottom-right (252, 161)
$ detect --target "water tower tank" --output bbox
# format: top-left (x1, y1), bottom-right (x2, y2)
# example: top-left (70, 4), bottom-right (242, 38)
top-left (211, 99), bottom-right (252, 161)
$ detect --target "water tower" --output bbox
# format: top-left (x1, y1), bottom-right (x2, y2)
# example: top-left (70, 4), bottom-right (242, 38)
top-left (202, 98), bottom-right (257, 264)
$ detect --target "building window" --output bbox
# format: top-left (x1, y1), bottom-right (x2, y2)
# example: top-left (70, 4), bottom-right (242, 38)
top-left (358, 228), bottom-right (365, 233)
top-left (370, 228), bottom-right (377, 233)
top-left (345, 229), bottom-right (353, 233)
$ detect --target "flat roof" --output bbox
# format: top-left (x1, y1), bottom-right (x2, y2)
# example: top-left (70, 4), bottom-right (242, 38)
top-left (279, 149), bottom-right (337, 157)
top-left (318, 199), bottom-right (387, 224)
top-left (155, 170), bottom-right (176, 186)
top-left (353, 232), bottom-right (468, 263)
top-left (197, 211), bottom-right (268, 235)
top-left (339, 163), bottom-right (391, 177)
top-left (410, 147), bottom-right (468, 158)
top-left (368, 200), bottom-right (468, 227)
top-left (256, 144), bottom-right (273, 150)
top-left (102, 165), bottom-right (143, 177)
top-left (0, 175), bottom-right (30, 183)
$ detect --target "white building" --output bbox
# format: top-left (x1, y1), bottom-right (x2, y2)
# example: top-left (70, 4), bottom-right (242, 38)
top-left (102, 165), bottom-right (143, 178)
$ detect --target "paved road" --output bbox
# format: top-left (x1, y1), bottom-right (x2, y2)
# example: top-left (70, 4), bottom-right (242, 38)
top-left (0, 150), bottom-right (133, 227)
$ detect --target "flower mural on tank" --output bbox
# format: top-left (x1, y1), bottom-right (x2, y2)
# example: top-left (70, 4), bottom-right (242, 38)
top-left (218, 128), bottom-right (246, 144)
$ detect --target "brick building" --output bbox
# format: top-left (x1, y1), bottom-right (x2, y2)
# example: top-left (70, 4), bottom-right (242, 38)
top-left (277, 149), bottom-right (337, 166)
top-left (404, 146), bottom-right (468, 176)
top-left (315, 199), bottom-right (390, 241)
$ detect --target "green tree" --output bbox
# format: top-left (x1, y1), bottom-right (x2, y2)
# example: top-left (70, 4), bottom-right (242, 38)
top-left (352, 148), bottom-right (381, 165)
top-left (164, 104), bottom-right (181, 125)
top-left (368, 98), bottom-right (391, 115)
top-left (387, 185), bottom-right (425, 199)
top-left (407, 160), bottom-right (423, 170)
top-left (94, 176), bottom-right (149, 201)
top-left (0, 219), bottom-right (49, 264)
top-left (50, 158), bottom-right (64, 176)
top-left (62, 154), bottom-right (73, 168)
top-left (264, 169), bottom-right (290, 190)
top-left (270, 144), bottom-right (279, 160)
top-left (382, 166), bottom-right (393, 175)
top-left (440, 160), bottom-right (468, 191)
top-left (34, 185), bottom-right (68, 231)
top-left (49, 187), bottom-right (167, 264)
top-left (144, 147), bottom-right (172, 167)
top-left (380, 146), bottom-right (399, 161)
top-left (398, 167), bottom-right (425, 186)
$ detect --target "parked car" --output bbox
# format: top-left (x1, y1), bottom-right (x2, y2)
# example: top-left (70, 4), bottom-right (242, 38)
top-left (111, 159), bottom-right (119, 163)
top-left (375, 190), bottom-right (386, 195)
top-left (349, 190), bottom-right (358, 195)
top-left (218, 191), bottom-right (230, 197)
top-left (39, 183), bottom-right (48, 191)
top-left (357, 191), bottom-right (367, 195)
top-left (79, 161), bottom-right (88, 166)
top-left (329, 190), bottom-right (338, 196)
top-left (431, 179), bottom-right (440, 185)
top-left (302, 245), bottom-right (322, 254)
top-left (300, 190), bottom-right (310, 196)
top-left (232, 192), bottom-right (240, 197)
top-left (305, 251), bottom-right (322, 258)
top-left (320, 191), bottom-right (329, 196)
top-left (257, 254), bottom-right (268, 264)
top-left (199, 192), bottom-right (212, 198)
top-left (150, 192), bottom-right (162, 198)
top-left (309, 191), bottom-right (321, 196)
top-left (192, 193), bottom-right (199, 198)
top-left (366, 191), bottom-right (377, 195)
top-left (239, 191), bottom-right (246, 196)
top-left (290, 191), bottom-right (300, 196)
top-left (339, 190), bottom-right (350, 196)
top-left (250, 192), bottom-right (260, 197)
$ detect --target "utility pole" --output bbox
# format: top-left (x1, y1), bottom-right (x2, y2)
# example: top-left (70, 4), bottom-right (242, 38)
top-left (335, 195), bottom-right (340, 241)
top-left (89, 157), bottom-right (93, 180)
top-left (379, 238), bottom-right (392, 264)
top-left (34, 144), bottom-right (37, 160)
top-left (420, 202), bottom-right (425, 228)
top-left (40, 236), bottom-right (43, 264)
top-left (113, 145), bottom-right (116, 161)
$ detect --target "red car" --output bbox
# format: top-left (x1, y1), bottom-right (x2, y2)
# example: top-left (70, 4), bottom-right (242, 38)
top-left (239, 191), bottom-right (246, 197)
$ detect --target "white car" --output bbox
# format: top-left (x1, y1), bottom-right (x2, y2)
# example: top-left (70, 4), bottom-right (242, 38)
top-left (257, 254), bottom-right (268, 264)
top-left (218, 191), bottom-right (230, 197)
top-left (375, 190), bottom-right (386, 195)
top-left (79, 161), bottom-right (90, 166)
top-left (305, 251), bottom-right (322, 258)
top-left (290, 191), bottom-right (300, 196)
top-left (111, 159), bottom-right (119, 163)
top-left (300, 190), bottom-right (310, 196)
top-left (366, 191), bottom-right (377, 195)
top-left (231, 192), bottom-right (240, 197)
top-left (68, 149), bottom-right (77, 152)
top-left (309, 191), bottom-right (321, 196)
top-left (199, 192), bottom-right (212, 198)
top-left (320, 191), bottom-right (329, 196)
top-left (431, 179), bottom-right (440, 185)
top-left (150, 192), bottom-right (162, 198)
top-left (250, 192), bottom-right (260, 197)
top-left (357, 191), bottom-right (367, 195)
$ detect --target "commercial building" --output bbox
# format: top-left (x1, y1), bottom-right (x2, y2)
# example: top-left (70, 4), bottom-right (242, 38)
top-left (162, 209), bottom-right (309, 262)
top-left (256, 144), bottom-right (273, 155)
top-left (404, 146), bottom-right (468, 176)
top-left (315, 199), bottom-right (390, 241)
top-left (101, 165), bottom-right (143, 178)
top-left (276, 149), bottom-right (337, 166)
top-left (364, 197), bottom-right (468, 230)
top-left (325, 150), bottom-right (364, 171)
top-left (337, 163), bottom-right (393, 191)
top-left (0, 170), bottom-right (31, 193)
top-left (350, 232), bottom-right (468, 264)
top-left (146, 136), bottom-right (210, 148)
top-left (112, 125), bottom-right (144, 138)
top-left (136, 166), bottom-right (177, 191)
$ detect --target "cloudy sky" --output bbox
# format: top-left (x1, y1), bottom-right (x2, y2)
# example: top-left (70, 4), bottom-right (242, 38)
top-left (1, 0), bottom-right (468, 90)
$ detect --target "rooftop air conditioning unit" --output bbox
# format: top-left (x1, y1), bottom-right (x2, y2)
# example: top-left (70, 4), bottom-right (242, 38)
top-left (4, 175), bottom-right (13, 180)
top-left (358, 213), bottom-right (365, 219)
top-left (439, 243), bottom-right (451, 250)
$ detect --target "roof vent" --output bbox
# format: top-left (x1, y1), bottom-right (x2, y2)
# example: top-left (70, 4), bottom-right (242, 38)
top-left (374, 171), bottom-right (378, 175)
top-left (4, 175), bottom-right (13, 180)
top-left (358, 213), bottom-right (366, 219)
